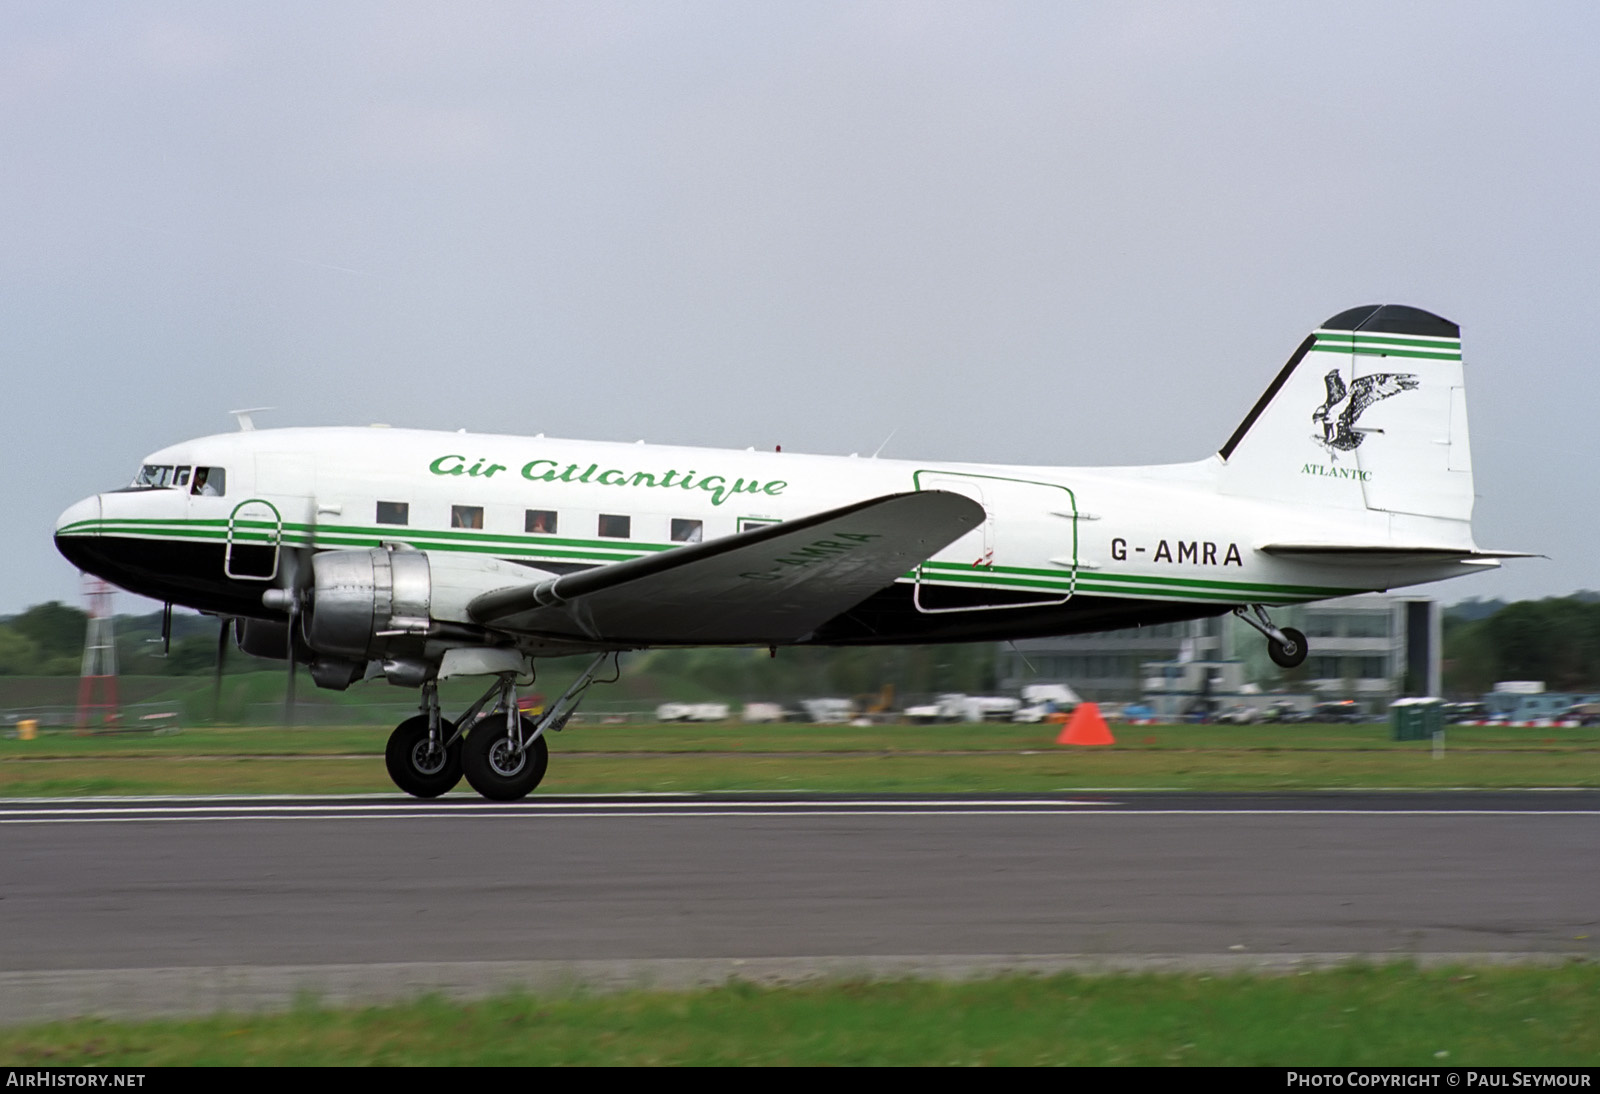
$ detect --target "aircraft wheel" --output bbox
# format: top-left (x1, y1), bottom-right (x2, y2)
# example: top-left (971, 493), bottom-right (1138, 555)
top-left (1268, 626), bottom-right (1309, 669)
top-left (385, 715), bottom-right (463, 798)
top-left (462, 716), bottom-right (549, 802)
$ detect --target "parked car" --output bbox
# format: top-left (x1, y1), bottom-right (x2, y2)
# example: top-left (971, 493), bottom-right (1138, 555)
top-left (1260, 700), bottom-right (1310, 724)
top-left (1308, 701), bottom-right (1365, 724)
top-left (1561, 702), bottom-right (1600, 726)
top-left (1213, 705), bottom-right (1261, 725)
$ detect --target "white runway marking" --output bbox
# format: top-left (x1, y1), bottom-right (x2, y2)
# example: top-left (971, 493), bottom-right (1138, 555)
top-left (3, 795), bottom-right (1598, 824)
top-left (0, 798), bottom-right (1115, 823)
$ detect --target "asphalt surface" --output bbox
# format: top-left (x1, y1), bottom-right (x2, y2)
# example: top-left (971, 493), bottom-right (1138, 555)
top-left (2, 791), bottom-right (1597, 1020)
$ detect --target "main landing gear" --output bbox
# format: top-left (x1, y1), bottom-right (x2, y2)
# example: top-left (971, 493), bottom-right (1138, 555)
top-left (1234, 604), bottom-right (1308, 669)
top-left (383, 652), bottom-right (617, 802)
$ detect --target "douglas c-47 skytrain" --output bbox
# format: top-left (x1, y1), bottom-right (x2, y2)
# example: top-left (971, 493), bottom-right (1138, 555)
top-left (56, 305), bottom-right (1526, 800)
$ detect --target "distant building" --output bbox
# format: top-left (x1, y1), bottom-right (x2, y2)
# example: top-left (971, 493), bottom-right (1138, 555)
top-left (998, 593), bottom-right (1439, 715)
top-left (998, 616), bottom-right (1227, 706)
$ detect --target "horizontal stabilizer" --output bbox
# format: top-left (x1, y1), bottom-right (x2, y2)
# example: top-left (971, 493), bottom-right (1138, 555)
top-left (469, 490), bottom-right (985, 645)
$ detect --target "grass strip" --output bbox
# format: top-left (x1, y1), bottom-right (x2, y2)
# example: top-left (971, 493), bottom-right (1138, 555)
top-left (9, 722), bottom-right (1600, 757)
top-left (2, 726), bottom-right (1597, 796)
top-left (2, 964), bottom-right (1596, 1066)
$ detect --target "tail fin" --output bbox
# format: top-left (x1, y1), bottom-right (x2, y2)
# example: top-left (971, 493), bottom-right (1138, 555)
top-left (1216, 305), bottom-right (1473, 524)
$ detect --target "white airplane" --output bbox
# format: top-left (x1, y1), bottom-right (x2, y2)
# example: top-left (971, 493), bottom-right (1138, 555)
top-left (56, 304), bottom-right (1523, 800)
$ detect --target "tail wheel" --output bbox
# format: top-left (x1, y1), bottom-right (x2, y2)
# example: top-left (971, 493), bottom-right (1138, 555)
top-left (385, 715), bottom-right (463, 798)
top-left (1268, 626), bottom-right (1309, 669)
top-left (463, 716), bottom-right (550, 802)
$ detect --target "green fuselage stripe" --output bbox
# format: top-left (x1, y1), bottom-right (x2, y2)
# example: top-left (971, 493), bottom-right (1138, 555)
top-left (917, 559), bottom-right (1347, 598)
top-left (63, 517), bottom-right (1360, 604)
top-left (60, 518), bottom-right (662, 564)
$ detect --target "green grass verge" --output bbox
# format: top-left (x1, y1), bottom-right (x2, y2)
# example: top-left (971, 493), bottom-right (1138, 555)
top-left (3, 964), bottom-right (1597, 1065)
top-left (2, 722), bottom-right (1597, 796)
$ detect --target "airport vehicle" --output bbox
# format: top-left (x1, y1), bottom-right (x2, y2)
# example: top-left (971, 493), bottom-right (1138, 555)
top-left (903, 694), bottom-right (1021, 724)
top-left (54, 305), bottom-right (1522, 800)
top-left (1308, 700), bottom-right (1368, 724)
top-left (1259, 700), bottom-right (1311, 724)
top-left (1561, 702), bottom-right (1600, 726)
top-left (1011, 683), bottom-right (1082, 724)
top-left (1212, 705), bottom-right (1261, 725)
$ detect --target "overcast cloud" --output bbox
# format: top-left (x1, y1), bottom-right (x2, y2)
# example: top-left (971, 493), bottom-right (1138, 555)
top-left (4, 1), bottom-right (1596, 615)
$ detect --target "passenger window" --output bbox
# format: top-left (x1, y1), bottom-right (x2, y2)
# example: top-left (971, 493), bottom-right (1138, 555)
top-left (737, 517), bottom-right (780, 533)
top-left (525, 509), bottom-right (558, 534)
top-left (671, 519), bottom-right (703, 543)
top-left (598, 514), bottom-right (631, 539)
top-left (451, 505), bottom-right (484, 530)
top-left (376, 501), bottom-right (409, 525)
top-left (191, 467), bottom-right (225, 496)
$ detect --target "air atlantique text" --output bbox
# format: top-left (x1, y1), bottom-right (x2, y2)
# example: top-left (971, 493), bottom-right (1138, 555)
top-left (428, 455), bottom-right (787, 508)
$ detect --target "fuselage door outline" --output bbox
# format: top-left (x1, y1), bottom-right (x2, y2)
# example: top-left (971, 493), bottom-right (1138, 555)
top-left (224, 498), bottom-right (284, 581)
top-left (910, 470), bottom-right (1077, 613)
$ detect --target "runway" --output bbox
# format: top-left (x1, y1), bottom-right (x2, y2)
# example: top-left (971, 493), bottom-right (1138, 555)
top-left (3, 792), bottom-right (1597, 1021)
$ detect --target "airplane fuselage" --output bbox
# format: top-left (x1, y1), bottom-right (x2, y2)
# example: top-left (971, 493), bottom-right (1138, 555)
top-left (52, 304), bottom-right (1512, 800)
top-left (55, 424), bottom-right (1485, 648)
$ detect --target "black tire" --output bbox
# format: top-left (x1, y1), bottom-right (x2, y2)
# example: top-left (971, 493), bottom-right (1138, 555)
top-left (462, 716), bottom-right (549, 802)
top-left (384, 715), bottom-right (463, 799)
top-left (1268, 626), bottom-right (1309, 669)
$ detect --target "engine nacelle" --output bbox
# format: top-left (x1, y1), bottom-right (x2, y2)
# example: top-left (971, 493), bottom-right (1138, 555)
top-left (308, 548), bottom-right (430, 661)
top-left (236, 617), bottom-right (290, 660)
top-left (305, 547), bottom-right (549, 666)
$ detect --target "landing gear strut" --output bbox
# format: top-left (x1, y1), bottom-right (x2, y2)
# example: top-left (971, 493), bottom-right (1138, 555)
top-left (383, 652), bottom-right (619, 801)
top-left (384, 681), bottom-right (462, 798)
top-left (459, 652), bottom-right (614, 801)
top-left (385, 651), bottom-right (615, 802)
top-left (1234, 604), bottom-right (1308, 669)
top-left (463, 715), bottom-right (549, 802)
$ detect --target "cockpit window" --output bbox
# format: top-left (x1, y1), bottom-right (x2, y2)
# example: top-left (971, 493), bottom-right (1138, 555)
top-left (191, 467), bottom-right (226, 497)
top-left (134, 464), bottom-right (176, 488)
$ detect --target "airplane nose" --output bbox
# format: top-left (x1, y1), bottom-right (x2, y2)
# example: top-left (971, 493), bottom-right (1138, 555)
top-left (55, 495), bottom-right (102, 538)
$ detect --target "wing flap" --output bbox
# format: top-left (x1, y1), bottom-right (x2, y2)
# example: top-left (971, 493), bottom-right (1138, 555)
top-left (469, 490), bottom-right (984, 644)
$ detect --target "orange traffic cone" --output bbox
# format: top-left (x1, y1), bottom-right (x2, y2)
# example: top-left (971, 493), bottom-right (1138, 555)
top-left (1056, 702), bottom-right (1115, 746)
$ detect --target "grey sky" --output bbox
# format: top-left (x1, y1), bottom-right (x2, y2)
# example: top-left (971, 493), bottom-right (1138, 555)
top-left (5, 1), bottom-right (1596, 615)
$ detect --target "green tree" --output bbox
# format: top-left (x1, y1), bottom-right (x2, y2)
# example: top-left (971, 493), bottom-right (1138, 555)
top-left (0, 626), bottom-right (42, 675)
top-left (10, 602), bottom-right (87, 661)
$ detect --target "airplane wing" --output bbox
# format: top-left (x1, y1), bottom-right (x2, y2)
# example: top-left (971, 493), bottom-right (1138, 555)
top-left (468, 490), bottom-right (985, 645)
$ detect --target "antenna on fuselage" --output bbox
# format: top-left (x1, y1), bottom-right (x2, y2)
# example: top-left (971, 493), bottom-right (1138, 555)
top-left (229, 407), bottom-right (274, 432)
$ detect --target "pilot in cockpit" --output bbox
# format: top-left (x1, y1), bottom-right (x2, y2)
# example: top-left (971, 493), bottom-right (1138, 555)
top-left (191, 467), bottom-right (223, 496)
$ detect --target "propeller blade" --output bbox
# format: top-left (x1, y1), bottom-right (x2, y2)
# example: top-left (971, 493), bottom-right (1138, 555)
top-left (276, 513), bottom-right (318, 731)
top-left (284, 600), bottom-right (298, 728)
top-left (213, 616), bottom-right (232, 722)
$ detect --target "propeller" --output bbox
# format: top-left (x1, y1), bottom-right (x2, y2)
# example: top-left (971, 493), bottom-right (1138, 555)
top-left (272, 545), bottom-right (314, 728)
top-left (213, 616), bottom-right (233, 721)
top-left (284, 599), bottom-right (298, 727)
top-left (258, 496), bottom-right (327, 728)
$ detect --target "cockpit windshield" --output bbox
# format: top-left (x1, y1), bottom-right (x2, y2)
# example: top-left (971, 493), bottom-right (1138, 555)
top-left (130, 464), bottom-right (226, 495)
top-left (133, 464), bottom-right (176, 488)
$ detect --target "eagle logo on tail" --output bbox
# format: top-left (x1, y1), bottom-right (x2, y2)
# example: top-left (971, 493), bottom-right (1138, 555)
top-left (1311, 370), bottom-right (1419, 453)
